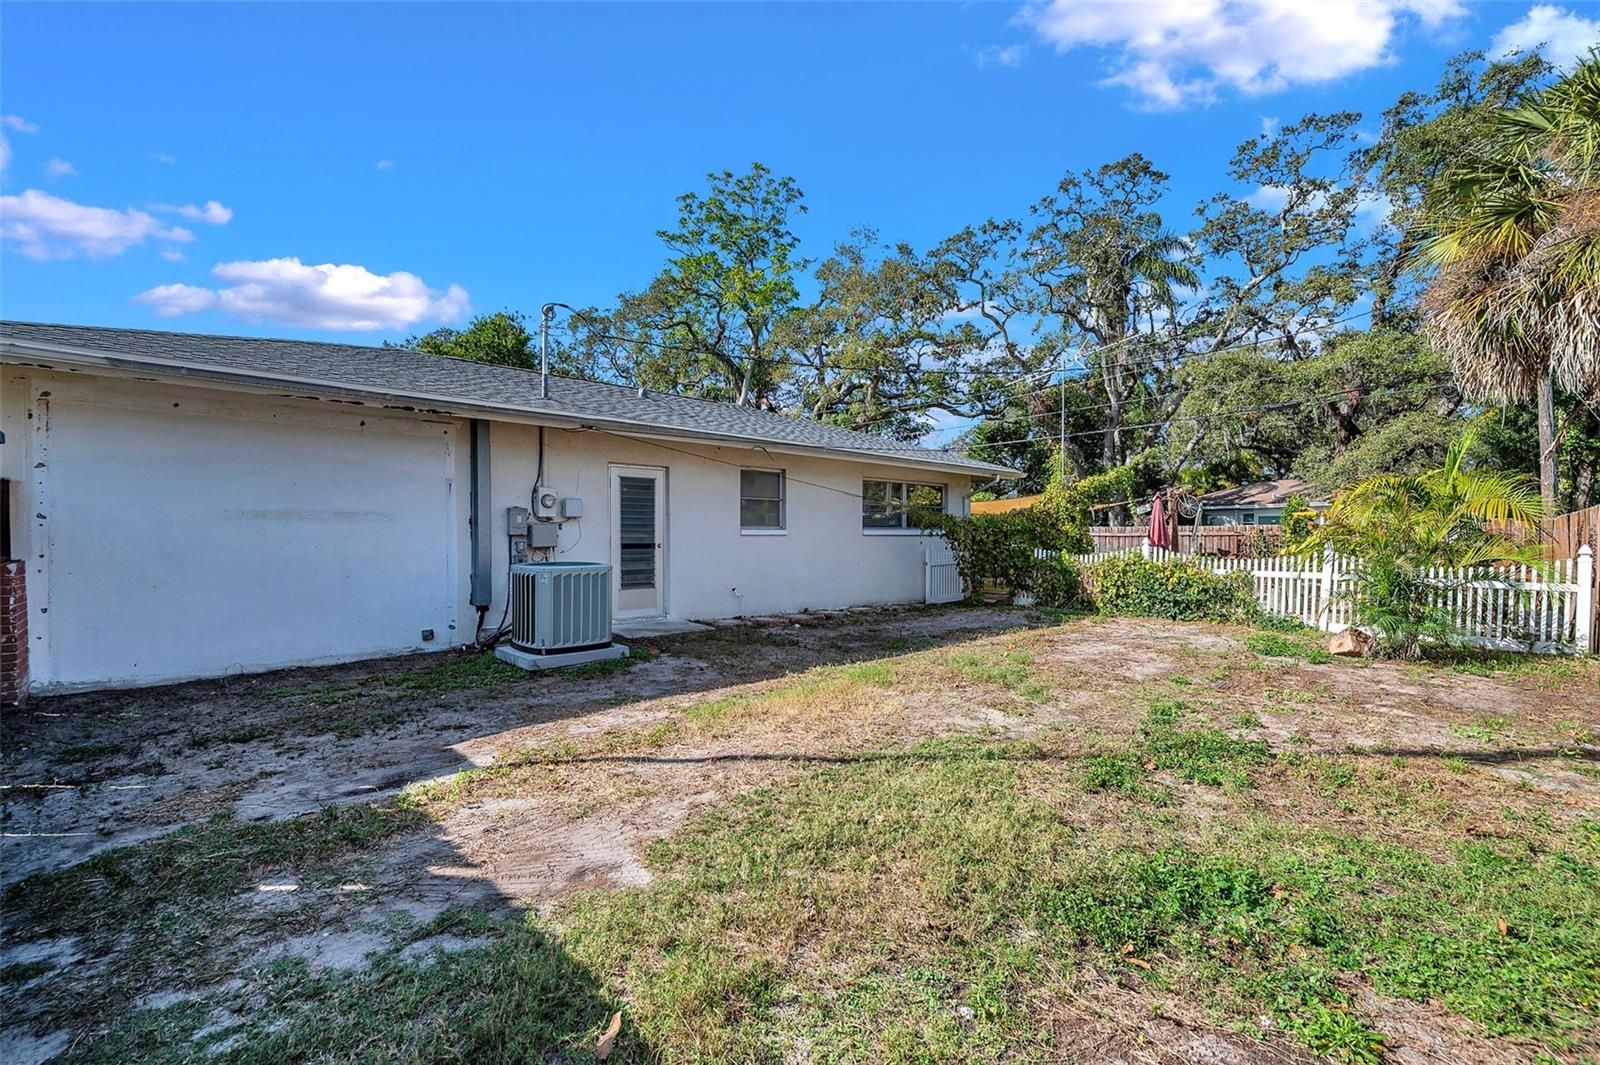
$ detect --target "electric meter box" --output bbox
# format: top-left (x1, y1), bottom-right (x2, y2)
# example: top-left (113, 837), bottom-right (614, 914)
top-left (533, 486), bottom-right (562, 520)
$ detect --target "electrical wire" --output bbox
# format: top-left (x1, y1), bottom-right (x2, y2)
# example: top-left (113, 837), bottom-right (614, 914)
top-left (816, 369), bottom-right (1444, 455)
top-left (845, 305), bottom-right (1385, 435)
top-left (556, 302), bottom-right (1380, 402)
top-left (582, 369), bottom-right (1428, 498)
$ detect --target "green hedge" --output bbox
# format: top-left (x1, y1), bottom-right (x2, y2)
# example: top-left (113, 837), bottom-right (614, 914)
top-left (1031, 555), bottom-right (1083, 609)
top-left (1083, 555), bottom-right (1257, 623)
top-left (923, 508), bottom-right (1090, 605)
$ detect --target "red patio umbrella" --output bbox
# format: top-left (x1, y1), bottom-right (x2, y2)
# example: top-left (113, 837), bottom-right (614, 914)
top-left (1148, 492), bottom-right (1173, 549)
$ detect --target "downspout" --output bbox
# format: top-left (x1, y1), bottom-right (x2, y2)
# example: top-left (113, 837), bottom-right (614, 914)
top-left (469, 419), bottom-right (493, 618)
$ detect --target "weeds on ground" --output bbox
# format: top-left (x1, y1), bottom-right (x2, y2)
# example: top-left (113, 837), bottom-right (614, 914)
top-left (561, 652), bottom-right (642, 681)
top-left (946, 647), bottom-right (1051, 701)
top-left (1139, 701), bottom-right (1269, 789)
top-left (4, 804), bottom-right (425, 1007)
top-left (1449, 716), bottom-right (1515, 743)
top-left (1245, 631), bottom-right (1333, 665)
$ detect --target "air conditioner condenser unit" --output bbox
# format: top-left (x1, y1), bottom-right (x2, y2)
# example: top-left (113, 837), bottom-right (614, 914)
top-left (494, 561), bottom-right (629, 671)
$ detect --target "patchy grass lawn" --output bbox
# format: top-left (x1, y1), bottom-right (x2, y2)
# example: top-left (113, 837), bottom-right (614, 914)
top-left (3, 608), bottom-right (1597, 1063)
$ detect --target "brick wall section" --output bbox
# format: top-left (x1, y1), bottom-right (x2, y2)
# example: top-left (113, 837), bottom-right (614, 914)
top-left (1, 560), bottom-right (26, 707)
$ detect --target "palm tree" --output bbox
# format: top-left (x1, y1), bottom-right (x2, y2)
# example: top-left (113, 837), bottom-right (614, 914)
top-left (1420, 53), bottom-right (1600, 508)
top-left (1307, 434), bottom-right (1546, 658)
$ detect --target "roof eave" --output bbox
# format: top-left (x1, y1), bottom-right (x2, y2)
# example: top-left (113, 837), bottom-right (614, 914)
top-left (0, 339), bottom-right (1018, 480)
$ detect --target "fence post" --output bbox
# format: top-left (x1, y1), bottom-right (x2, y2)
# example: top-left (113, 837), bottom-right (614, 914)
top-left (1576, 545), bottom-right (1595, 653)
top-left (1141, 541), bottom-right (1153, 561)
top-left (1318, 543), bottom-right (1336, 632)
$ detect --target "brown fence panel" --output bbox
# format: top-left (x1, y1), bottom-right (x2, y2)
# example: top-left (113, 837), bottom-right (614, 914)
top-left (1087, 525), bottom-right (1285, 557)
top-left (1088, 526), bottom-right (1149, 552)
top-left (1182, 527), bottom-right (1283, 557)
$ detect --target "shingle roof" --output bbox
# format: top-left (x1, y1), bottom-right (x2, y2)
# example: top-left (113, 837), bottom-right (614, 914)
top-left (0, 321), bottom-right (1015, 478)
top-left (1198, 478), bottom-right (1324, 507)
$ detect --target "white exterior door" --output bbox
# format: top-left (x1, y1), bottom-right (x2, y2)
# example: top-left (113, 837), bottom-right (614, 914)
top-left (34, 389), bottom-right (459, 690)
top-left (610, 465), bottom-right (666, 618)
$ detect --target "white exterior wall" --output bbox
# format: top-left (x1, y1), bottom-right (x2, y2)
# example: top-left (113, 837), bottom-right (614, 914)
top-left (2, 369), bottom-right (470, 692)
top-left (0, 367), bottom-right (976, 692)
top-left (476, 422), bottom-right (970, 627)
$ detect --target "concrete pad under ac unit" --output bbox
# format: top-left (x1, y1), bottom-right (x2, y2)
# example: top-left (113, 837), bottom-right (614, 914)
top-left (493, 642), bottom-right (630, 672)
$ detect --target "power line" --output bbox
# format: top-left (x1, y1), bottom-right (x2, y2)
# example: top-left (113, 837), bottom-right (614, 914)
top-left (848, 304), bottom-right (1385, 436)
top-left (841, 369), bottom-right (1443, 455)
top-left (949, 371), bottom-right (1440, 453)
top-left (554, 300), bottom-right (1378, 391)
top-left (545, 301), bottom-right (1407, 454)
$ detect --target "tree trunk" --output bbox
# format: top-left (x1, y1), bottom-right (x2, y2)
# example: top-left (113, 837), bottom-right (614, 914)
top-left (1536, 372), bottom-right (1558, 510)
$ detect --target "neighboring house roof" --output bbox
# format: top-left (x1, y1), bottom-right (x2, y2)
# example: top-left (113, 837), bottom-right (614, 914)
top-left (1197, 478), bottom-right (1325, 508)
top-left (0, 321), bottom-right (1015, 478)
top-left (970, 494), bottom-right (1042, 514)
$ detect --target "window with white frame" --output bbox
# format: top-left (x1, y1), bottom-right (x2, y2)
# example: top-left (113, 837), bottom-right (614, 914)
top-left (739, 469), bottom-right (785, 531)
top-left (862, 480), bottom-right (945, 530)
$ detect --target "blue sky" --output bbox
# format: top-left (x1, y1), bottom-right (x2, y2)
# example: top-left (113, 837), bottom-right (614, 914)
top-left (2, 1), bottom-right (1597, 347)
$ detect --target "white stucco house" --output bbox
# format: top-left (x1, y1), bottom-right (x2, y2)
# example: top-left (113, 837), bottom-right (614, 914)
top-left (0, 321), bottom-right (1013, 695)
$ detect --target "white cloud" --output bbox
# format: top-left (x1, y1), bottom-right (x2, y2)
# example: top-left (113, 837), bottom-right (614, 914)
top-left (133, 282), bottom-right (216, 315)
top-left (1245, 183), bottom-right (1392, 230)
top-left (160, 248), bottom-right (187, 262)
top-left (375, 159), bottom-right (395, 170)
top-left (152, 151), bottom-right (177, 164)
top-left (0, 189), bottom-right (194, 259)
top-left (1020, 0), bottom-right (1467, 109)
top-left (978, 44), bottom-right (1027, 68)
top-left (0, 115), bottom-right (38, 175)
top-left (133, 257), bottom-right (472, 331)
top-left (918, 408), bottom-right (978, 447)
top-left (1492, 5), bottom-right (1600, 69)
top-left (44, 157), bottom-right (77, 177)
top-left (154, 200), bottom-right (232, 225)
top-left (1260, 115), bottom-right (1280, 138)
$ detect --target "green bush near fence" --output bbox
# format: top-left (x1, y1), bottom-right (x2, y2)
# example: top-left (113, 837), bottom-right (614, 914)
top-left (1082, 554), bottom-right (1258, 623)
top-left (1031, 555), bottom-right (1083, 609)
top-left (923, 508), bottom-right (1090, 604)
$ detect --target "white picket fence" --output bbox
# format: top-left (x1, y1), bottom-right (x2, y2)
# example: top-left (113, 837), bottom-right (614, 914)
top-left (1055, 543), bottom-right (1596, 654)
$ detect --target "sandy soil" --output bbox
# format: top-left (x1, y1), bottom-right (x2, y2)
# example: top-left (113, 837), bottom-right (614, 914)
top-left (2, 606), bottom-right (1596, 1064)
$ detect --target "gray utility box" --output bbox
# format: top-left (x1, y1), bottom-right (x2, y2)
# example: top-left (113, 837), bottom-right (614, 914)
top-left (508, 561), bottom-right (613, 652)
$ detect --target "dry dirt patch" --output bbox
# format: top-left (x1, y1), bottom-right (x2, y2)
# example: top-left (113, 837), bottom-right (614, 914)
top-left (3, 609), bottom-right (1597, 1063)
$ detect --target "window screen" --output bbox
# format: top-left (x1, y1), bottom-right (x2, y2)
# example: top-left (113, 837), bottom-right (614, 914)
top-left (740, 469), bottom-right (785, 530)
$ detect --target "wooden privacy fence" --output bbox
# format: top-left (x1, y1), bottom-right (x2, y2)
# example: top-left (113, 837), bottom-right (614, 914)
top-left (1056, 543), bottom-right (1595, 654)
top-left (1088, 525), bottom-right (1283, 557)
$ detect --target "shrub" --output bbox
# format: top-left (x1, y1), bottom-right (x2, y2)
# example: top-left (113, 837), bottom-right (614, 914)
top-left (925, 506), bottom-right (1089, 603)
top-left (1279, 491), bottom-right (1319, 554)
top-left (1031, 555), bottom-right (1083, 609)
top-left (1306, 433), bottom-right (1544, 658)
top-left (1082, 555), bottom-right (1257, 623)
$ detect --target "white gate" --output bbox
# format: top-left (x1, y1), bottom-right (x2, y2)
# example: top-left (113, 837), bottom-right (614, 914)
top-left (924, 536), bottom-right (964, 604)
